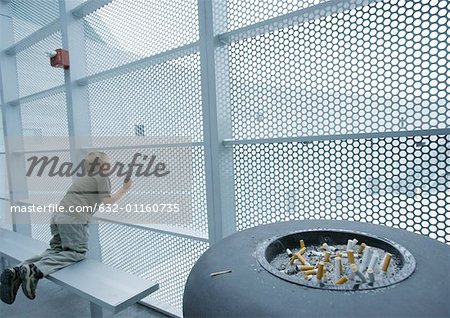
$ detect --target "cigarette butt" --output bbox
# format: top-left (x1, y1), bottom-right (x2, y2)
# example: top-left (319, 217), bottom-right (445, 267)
top-left (346, 239), bottom-right (353, 251)
top-left (317, 262), bottom-right (324, 280)
top-left (367, 268), bottom-right (375, 283)
top-left (299, 247), bottom-right (306, 255)
top-left (335, 257), bottom-right (342, 272)
top-left (381, 253), bottom-right (392, 272)
top-left (286, 249), bottom-right (293, 257)
top-left (297, 254), bottom-right (309, 265)
top-left (336, 252), bottom-right (342, 258)
top-left (360, 246), bottom-right (372, 272)
top-left (300, 265), bottom-right (315, 271)
top-left (323, 251), bottom-right (330, 262)
top-left (356, 269), bottom-right (367, 283)
top-left (300, 240), bottom-right (306, 249)
top-left (358, 243), bottom-right (366, 255)
top-left (321, 243), bottom-right (331, 252)
top-left (335, 276), bottom-right (349, 285)
top-left (304, 269), bottom-right (317, 276)
top-left (348, 264), bottom-right (358, 280)
top-left (352, 239), bottom-right (358, 248)
top-left (210, 270), bottom-right (232, 277)
top-left (368, 254), bottom-right (379, 271)
top-left (346, 250), bottom-right (355, 264)
top-left (288, 255), bottom-right (297, 265)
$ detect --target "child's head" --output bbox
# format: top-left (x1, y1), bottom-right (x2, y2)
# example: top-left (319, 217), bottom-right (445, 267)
top-left (84, 151), bottom-right (110, 176)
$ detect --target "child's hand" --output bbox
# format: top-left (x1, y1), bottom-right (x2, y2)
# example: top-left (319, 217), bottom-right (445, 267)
top-left (123, 176), bottom-right (133, 191)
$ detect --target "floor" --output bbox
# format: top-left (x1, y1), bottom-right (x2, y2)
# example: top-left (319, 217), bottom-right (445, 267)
top-left (0, 278), bottom-right (170, 318)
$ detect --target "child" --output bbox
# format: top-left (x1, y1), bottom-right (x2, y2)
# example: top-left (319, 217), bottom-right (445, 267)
top-left (0, 152), bottom-right (132, 304)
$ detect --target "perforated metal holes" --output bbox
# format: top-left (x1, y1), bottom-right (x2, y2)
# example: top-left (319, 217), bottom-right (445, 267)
top-left (16, 33), bottom-right (64, 97)
top-left (228, 0), bottom-right (449, 140)
top-left (9, 0), bottom-right (60, 42)
top-left (233, 135), bottom-right (450, 243)
top-left (226, 0), bottom-right (328, 32)
top-left (83, 0), bottom-right (199, 75)
top-left (88, 52), bottom-right (203, 142)
top-left (99, 223), bottom-right (209, 309)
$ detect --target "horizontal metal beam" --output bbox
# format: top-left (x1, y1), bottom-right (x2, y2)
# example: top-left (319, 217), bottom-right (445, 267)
top-left (3, 84), bottom-right (65, 106)
top-left (217, 0), bottom-right (381, 45)
top-left (71, 0), bottom-right (114, 18)
top-left (12, 199), bottom-right (208, 242)
top-left (76, 42), bottom-right (199, 85)
top-left (223, 129), bottom-right (450, 147)
top-left (4, 20), bottom-right (59, 55)
top-left (12, 148), bottom-right (70, 154)
top-left (93, 216), bottom-right (209, 242)
top-left (80, 141), bottom-right (204, 152)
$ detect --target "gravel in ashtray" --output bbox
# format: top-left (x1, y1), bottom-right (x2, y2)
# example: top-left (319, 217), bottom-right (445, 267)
top-left (271, 242), bottom-right (401, 287)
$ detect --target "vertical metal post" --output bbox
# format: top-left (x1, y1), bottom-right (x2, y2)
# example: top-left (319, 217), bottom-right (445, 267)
top-left (90, 302), bottom-right (103, 318)
top-left (198, 0), bottom-right (236, 244)
top-left (59, 0), bottom-right (101, 261)
top-left (0, 1), bottom-right (31, 236)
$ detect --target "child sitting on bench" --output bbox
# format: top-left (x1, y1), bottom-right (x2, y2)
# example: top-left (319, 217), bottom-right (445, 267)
top-left (0, 152), bottom-right (132, 304)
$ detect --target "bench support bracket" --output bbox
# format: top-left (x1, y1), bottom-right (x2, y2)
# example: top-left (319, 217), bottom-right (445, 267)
top-left (90, 302), bottom-right (103, 318)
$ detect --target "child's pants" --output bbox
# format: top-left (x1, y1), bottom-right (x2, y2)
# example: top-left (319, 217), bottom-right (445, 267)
top-left (20, 213), bottom-right (89, 276)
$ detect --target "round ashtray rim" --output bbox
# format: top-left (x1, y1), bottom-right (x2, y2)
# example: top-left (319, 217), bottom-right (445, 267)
top-left (255, 228), bottom-right (416, 291)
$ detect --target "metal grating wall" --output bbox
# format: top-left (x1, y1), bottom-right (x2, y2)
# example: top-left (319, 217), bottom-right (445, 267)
top-left (99, 223), bottom-right (209, 309)
top-left (83, 0), bottom-right (199, 75)
top-left (228, 0), bottom-right (449, 140)
top-left (225, 0), bottom-right (450, 245)
top-left (233, 135), bottom-right (449, 243)
top-left (9, 0), bottom-right (60, 42)
top-left (87, 52), bottom-right (203, 142)
top-left (16, 32), bottom-right (64, 97)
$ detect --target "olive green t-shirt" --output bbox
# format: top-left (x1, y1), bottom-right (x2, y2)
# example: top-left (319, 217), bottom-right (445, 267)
top-left (59, 175), bottom-right (111, 222)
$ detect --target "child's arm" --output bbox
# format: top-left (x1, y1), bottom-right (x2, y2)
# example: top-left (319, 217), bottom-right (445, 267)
top-left (101, 178), bottom-right (132, 205)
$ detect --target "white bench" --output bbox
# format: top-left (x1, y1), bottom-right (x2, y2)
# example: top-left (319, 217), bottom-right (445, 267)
top-left (0, 229), bottom-right (159, 318)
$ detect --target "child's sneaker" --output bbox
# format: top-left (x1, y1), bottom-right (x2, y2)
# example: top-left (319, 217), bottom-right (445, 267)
top-left (19, 264), bottom-right (42, 300)
top-left (0, 267), bottom-right (22, 304)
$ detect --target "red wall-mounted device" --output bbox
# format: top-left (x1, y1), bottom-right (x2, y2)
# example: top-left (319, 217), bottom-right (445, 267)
top-left (50, 48), bottom-right (70, 69)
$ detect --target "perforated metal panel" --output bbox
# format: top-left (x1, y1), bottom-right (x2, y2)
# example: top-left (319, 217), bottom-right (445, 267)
top-left (9, 0), bottom-right (60, 42)
top-left (88, 52), bottom-right (203, 142)
top-left (20, 92), bottom-right (70, 242)
top-left (0, 154), bottom-right (9, 199)
top-left (31, 224), bottom-right (53, 243)
top-left (228, 0), bottom-right (449, 140)
top-left (98, 222), bottom-right (209, 309)
top-left (233, 135), bottom-right (450, 243)
top-left (225, 0), bottom-right (450, 245)
top-left (16, 32), bottom-right (64, 97)
top-left (102, 146), bottom-right (208, 233)
top-left (226, 0), bottom-right (328, 32)
top-left (83, 0), bottom-right (199, 75)
top-left (0, 200), bottom-right (13, 231)
top-left (20, 91), bottom-right (69, 138)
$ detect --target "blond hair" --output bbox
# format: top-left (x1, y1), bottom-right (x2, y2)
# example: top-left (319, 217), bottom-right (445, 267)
top-left (84, 151), bottom-right (110, 175)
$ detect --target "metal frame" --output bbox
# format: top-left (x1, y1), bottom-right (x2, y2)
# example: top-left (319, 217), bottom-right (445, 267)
top-left (59, 0), bottom-right (103, 272)
top-left (0, 0), bottom-right (30, 236)
top-left (223, 129), bottom-right (450, 147)
top-left (198, 0), bottom-right (237, 244)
